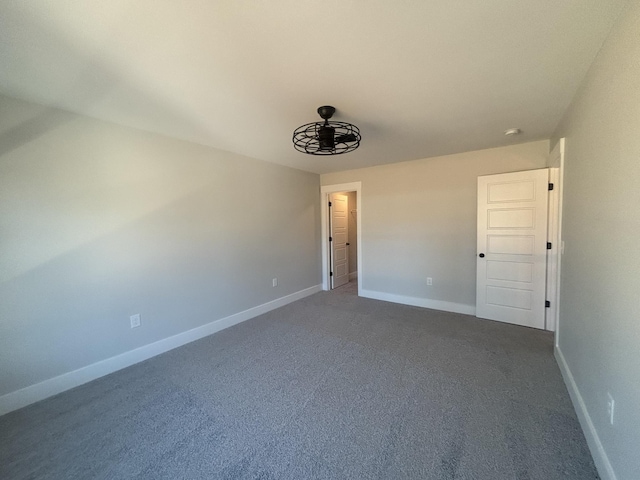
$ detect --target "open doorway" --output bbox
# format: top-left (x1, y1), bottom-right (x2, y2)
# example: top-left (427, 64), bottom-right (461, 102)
top-left (320, 182), bottom-right (362, 295)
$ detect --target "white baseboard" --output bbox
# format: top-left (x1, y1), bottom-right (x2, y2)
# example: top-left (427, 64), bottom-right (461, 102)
top-left (359, 289), bottom-right (475, 316)
top-left (0, 284), bottom-right (322, 416)
top-left (555, 346), bottom-right (617, 480)
top-left (349, 271), bottom-right (358, 281)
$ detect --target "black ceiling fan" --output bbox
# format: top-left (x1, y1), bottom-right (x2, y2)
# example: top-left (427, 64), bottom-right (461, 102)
top-left (292, 106), bottom-right (361, 155)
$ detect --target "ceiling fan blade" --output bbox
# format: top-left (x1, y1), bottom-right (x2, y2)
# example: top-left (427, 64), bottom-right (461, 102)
top-left (334, 133), bottom-right (357, 143)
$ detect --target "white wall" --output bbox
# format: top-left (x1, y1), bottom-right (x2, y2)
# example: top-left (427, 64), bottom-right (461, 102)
top-left (0, 95), bottom-right (321, 402)
top-left (551, 2), bottom-right (640, 479)
top-left (321, 141), bottom-right (549, 313)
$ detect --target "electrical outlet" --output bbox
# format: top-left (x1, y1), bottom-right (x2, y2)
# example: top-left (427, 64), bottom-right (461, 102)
top-left (427, 277), bottom-right (433, 286)
top-left (272, 278), bottom-right (278, 287)
top-left (607, 392), bottom-right (615, 425)
top-left (130, 314), bottom-right (141, 329)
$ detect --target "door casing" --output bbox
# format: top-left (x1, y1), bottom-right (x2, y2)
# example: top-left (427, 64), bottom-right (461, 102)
top-left (321, 182), bottom-right (362, 294)
top-left (548, 138), bottom-right (565, 338)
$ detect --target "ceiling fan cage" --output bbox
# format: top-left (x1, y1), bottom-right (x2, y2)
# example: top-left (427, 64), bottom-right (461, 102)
top-left (292, 106), bottom-right (361, 155)
top-left (293, 121), bottom-right (361, 155)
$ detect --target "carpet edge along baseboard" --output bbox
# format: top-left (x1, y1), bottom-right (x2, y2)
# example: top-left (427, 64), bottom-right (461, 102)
top-left (0, 284), bottom-right (322, 416)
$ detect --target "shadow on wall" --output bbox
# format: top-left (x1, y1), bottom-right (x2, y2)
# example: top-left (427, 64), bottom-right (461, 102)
top-left (0, 4), bottom-right (325, 407)
top-left (0, 108), bottom-right (76, 159)
top-left (0, 5), bottom-right (276, 285)
top-left (0, 167), bottom-right (319, 394)
top-left (0, 2), bottom-right (222, 159)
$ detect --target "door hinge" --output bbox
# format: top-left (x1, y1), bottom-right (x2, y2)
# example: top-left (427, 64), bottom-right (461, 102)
top-left (547, 242), bottom-right (552, 250)
top-left (329, 236), bottom-right (332, 242)
top-left (548, 183), bottom-right (554, 191)
top-left (328, 201), bottom-right (332, 207)
top-left (330, 272), bottom-right (333, 277)
top-left (545, 300), bottom-right (551, 308)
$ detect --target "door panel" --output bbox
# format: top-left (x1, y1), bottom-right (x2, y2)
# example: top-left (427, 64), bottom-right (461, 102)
top-left (486, 261), bottom-right (533, 283)
top-left (330, 193), bottom-right (349, 289)
top-left (486, 286), bottom-right (532, 310)
top-left (487, 235), bottom-right (534, 255)
top-left (488, 180), bottom-right (536, 202)
top-left (477, 169), bottom-right (549, 329)
top-left (488, 208), bottom-right (535, 228)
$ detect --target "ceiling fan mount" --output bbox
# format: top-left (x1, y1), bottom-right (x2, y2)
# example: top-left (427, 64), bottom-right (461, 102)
top-left (317, 105), bottom-right (336, 121)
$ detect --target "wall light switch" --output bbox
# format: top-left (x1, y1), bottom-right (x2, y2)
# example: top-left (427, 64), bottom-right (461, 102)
top-left (272, 278), bottom-right (278, 287)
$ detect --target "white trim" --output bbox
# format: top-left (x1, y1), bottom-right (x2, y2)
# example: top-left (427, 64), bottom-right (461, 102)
top-left (320, 182), bottom-right (362, 296)
top-left (548, 138), bottom-right (565, 344)
top-left (0, 284), bottom-right (322, 416)
top-left (545, 167), bottom-right (560, 331)
top-left (360, 288), bottom-right (475, 316)
top-left (349, 271), bottom-right (358, 281)
top-left (555, 138), bottom-right (565, 347)
top-left (555, 346), bottom-right (617, 480)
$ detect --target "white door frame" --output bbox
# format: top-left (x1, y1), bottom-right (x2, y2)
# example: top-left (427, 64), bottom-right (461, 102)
top-left (545, 167), bottom-right (560, 331)
top-left (547, 138), bottom-right (565, 340)
top-left (321, 182), bottom-right (362, 294)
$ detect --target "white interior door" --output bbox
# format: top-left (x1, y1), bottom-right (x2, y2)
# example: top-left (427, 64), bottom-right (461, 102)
top-left (330, 193), bottom-right (349, 289)
top-left (476, 169), bottom-right (549, 329)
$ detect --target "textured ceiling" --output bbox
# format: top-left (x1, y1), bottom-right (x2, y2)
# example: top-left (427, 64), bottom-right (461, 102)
top-left (0, 0), bottom-right (629, 174)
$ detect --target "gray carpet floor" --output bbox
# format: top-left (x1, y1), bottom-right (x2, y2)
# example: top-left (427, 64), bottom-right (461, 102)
top-left (0, 281), bottom-right (598, 479)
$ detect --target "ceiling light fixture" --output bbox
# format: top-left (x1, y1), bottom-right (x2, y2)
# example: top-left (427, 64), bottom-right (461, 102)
top-left (293, 106), bottom-right (361, 155)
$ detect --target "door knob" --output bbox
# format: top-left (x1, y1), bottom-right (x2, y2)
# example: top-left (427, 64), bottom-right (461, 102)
top-left (479, 253), bottom-right (485, 258)
top-left (346, 243), bottom-right (350, 246)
